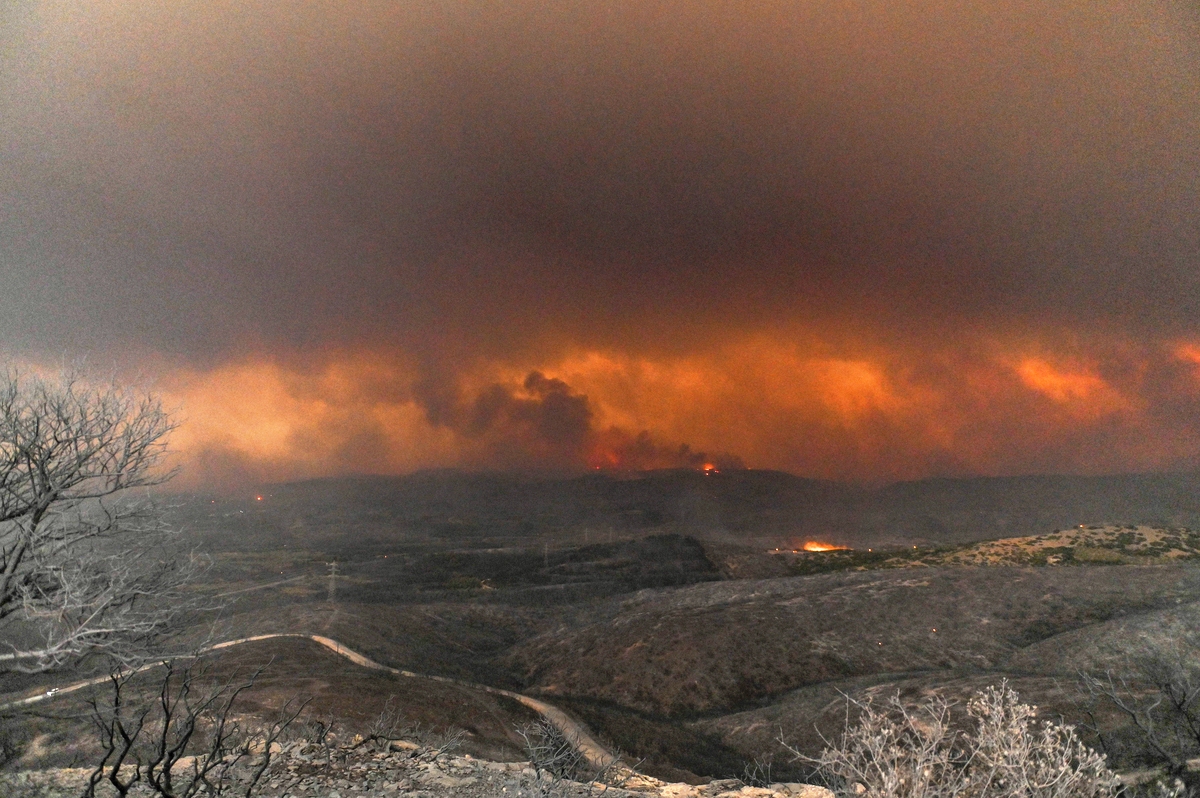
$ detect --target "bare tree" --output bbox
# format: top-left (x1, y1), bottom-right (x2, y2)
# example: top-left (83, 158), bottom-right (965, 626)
top-left (0, 367), bottom-right (198, 676)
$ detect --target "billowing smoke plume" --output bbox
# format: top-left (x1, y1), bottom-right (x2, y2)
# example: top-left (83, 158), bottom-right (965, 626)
top-left (415, 370), bottom-right (742, 472)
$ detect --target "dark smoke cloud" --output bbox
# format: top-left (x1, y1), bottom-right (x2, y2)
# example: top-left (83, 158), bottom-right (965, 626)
top-left (2, 1), bottom-right (1200, 481)
top-left (595, 430), bottom-right (746, 473)
top-left (415, 370), bottom-right (739, 471)
top-left (2, 0), bottom-right (1198, 364)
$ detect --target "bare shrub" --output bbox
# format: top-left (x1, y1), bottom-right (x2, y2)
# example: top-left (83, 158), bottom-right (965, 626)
top-left (514, 719), bottom-right (632, 798)
top-left (83, 656), bottom-right (307, 797)
top-left (741, 756), bottom-right (775, 788)
top-left (967, 683), bottom-right (1120, 798)
top-left (518, 719), bottom-right (588, 780)
top-left (1079, 634), bottom-right (1200, 779)
top-left (357, 695), bottom-right (407, 753)
top-left (421, 726), bottom-right (467, 760)
top-left (784, 682), bottom-right (1122, 798)
top-left (293, 712), bottom-right (336, 750)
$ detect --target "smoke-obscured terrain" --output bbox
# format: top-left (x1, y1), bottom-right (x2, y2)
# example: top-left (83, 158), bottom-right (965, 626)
top-left (11, 469), bottom-right (1200, 783)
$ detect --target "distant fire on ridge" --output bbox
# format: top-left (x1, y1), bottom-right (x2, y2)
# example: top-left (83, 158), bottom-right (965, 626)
top-left (801, 541), bottom-right (848, 552)
top-left (771, 541), bottom-right (850, 554)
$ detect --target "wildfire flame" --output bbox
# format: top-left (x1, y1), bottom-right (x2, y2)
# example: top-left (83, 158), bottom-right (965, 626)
top-left (802, 541), bottom-right (847, 552)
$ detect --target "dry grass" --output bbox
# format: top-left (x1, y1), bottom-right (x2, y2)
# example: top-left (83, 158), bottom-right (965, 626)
top-left (930, 525), bottom-right (1200, 567)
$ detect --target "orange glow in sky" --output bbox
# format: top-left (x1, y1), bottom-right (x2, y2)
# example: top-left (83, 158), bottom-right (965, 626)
top-left (145, 333), bottom-right (1200, 489)
top-left (1174, 343), bottom-right (1200, 369)
top-left (1015, 358), bottom-right (1123, 406)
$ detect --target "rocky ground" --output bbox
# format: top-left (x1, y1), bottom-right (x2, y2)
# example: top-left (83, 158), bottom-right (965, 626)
top-left (0, 738), bottom-right (834, 798)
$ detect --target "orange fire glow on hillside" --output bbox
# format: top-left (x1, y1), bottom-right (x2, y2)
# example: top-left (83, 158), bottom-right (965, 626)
top-left (802, 541), bottom-right (847, 552)
top-left (770, 541), bottom-right (851, 554)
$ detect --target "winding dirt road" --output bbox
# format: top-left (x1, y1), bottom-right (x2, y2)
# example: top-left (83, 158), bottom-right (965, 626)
top-left (0, 633), bottom-right (616, 770)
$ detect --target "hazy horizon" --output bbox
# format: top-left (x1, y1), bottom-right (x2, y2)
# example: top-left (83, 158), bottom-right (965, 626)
top-left (171, 462), bottom-right (1200, 498)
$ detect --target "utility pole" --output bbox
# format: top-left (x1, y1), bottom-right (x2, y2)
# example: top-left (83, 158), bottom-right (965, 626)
top-left (327, 561), bottom-right (338, 603)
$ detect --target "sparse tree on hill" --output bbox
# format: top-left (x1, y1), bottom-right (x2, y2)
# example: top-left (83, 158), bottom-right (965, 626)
top-left (0, 367), bottom-right (198, 677)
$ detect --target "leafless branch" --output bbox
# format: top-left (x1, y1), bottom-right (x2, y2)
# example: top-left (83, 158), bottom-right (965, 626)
top-left (516, 719), bottom-right (630, 798)
top-left (518, 719), bottom-right (589, 780)
top-left (84, 655), bottom-right (308, 798)
top-left (0, 367), bottom-right (204, 679)
top-left (1079, 633), bottom-right (1200, 777)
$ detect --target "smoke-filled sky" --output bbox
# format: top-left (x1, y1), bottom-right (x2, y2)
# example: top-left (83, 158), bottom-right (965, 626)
top-left (3, 1), bottom-right (1200, 487)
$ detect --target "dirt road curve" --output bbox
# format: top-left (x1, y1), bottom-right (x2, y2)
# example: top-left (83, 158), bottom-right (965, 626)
top-left (0, 633), bottom-right (617, 770)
